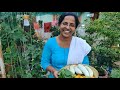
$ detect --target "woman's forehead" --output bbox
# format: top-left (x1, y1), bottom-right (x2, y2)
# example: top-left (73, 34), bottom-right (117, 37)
top-left (63, 16), bottom-right (75, 22)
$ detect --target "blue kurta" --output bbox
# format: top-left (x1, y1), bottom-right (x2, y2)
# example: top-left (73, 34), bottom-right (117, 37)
top-left (41, 37), bottom-right (89, 78)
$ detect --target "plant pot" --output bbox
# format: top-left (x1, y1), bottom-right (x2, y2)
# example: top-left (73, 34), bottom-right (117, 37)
top-left (98, 70), bottom-right (108, 78)
top-left (5, 63), bottom-right (11, 74)
top-left (98, 67), bottom-right (109, 78)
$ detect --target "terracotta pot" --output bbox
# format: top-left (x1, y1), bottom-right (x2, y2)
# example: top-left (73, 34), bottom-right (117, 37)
top-left (98, 69), bottom-right (109, 78)
top-left (5, 64), bottom-right (11, 73)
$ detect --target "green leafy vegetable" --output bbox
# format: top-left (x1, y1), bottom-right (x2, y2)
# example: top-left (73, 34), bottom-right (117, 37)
top-left (58, 69), bottom-right (74, 78)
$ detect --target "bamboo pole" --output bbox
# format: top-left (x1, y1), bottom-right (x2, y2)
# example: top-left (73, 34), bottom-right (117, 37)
top-left (0, 38), bottom-right (6, 78)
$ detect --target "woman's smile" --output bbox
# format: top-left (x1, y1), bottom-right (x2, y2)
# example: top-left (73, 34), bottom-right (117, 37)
top-left (62, 29), bottom-right (72, 37)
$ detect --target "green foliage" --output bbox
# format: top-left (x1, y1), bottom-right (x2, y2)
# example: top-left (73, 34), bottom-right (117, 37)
top-left (78, 12), bottom-right (120, 75)
top-left (58, 69), bottom-right (74, 78)
top-left (85, 12), bottom-right (120, 47)
top-left (110, 68), bottom-right (120, 78)
top-left (50, 26), bottom-right (60, 37)
top-left (0, 12), bottom-right (46, 78)
top-left (93, 46), bottom-right (119, 67)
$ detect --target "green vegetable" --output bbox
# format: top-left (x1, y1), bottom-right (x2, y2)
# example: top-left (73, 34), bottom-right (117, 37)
top-left (58, 69), bottom-right (74, 78)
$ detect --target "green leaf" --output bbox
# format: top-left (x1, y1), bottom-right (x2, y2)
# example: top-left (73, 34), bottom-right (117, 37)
top-left (58, 69), bottom-right (74, 78)
top-left (6, 47), bottom-right (11, 53)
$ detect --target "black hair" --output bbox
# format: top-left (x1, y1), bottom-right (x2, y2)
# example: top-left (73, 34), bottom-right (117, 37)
top-left (58, 12), bottom-right (80, 29)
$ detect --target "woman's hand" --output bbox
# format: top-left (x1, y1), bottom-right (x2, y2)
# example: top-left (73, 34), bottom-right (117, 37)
top-left (53, 70), bottom-right (58, 78)
top-left (46, 66), bottom-right (59, 78)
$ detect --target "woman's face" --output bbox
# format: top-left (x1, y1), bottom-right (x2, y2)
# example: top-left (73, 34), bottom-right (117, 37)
top-left (59, 16), bottom-right (76, 38)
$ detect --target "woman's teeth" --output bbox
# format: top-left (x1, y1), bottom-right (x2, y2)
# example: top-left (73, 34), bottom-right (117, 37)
top-left (64, 31), bottom-right (70, 33)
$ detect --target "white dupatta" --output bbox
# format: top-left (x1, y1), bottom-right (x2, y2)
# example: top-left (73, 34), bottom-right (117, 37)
top-left (67, 36), bottom-right (91, 65)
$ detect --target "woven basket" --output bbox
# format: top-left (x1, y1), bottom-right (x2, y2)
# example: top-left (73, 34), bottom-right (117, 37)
top-left (59, 64), bottom-right (99, 78)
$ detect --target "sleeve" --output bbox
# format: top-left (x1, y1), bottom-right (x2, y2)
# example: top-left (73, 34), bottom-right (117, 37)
top-left (40, 39), bottom-right (52, 70)
top-left (82, 56), bottom-right (89, 65)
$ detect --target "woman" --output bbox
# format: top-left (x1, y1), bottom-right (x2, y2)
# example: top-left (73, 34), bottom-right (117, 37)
top-left (41, 12), bottom-right (91, 78)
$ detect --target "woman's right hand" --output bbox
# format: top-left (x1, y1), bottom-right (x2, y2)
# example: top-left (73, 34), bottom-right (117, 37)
top-left (46, 66), bottom-right (59, 78)
top-left (53, 70), bottom-right (58, 78)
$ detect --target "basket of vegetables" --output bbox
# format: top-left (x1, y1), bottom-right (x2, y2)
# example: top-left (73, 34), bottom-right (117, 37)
top-left (58, 64), bottom-right (99, 78)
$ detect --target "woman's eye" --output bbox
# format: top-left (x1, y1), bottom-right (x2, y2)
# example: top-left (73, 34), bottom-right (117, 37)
top-left (70, 24), bottom-right (75, 27)
top-left (62, 22), bottom-right (68, 25)
top-left (62, 22), bottom-right (75, 27)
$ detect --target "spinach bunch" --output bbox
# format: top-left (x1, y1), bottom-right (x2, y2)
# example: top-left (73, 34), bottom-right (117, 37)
top-left (58, 69), bottom-right (74, 78)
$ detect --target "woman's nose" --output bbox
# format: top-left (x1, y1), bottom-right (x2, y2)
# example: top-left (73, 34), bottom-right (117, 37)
top-left (66, 24), bottom-right (70, 29)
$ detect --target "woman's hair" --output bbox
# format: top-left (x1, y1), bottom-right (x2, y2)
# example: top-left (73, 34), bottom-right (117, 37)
top-left (58, 12), bottom-right (80, 28)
